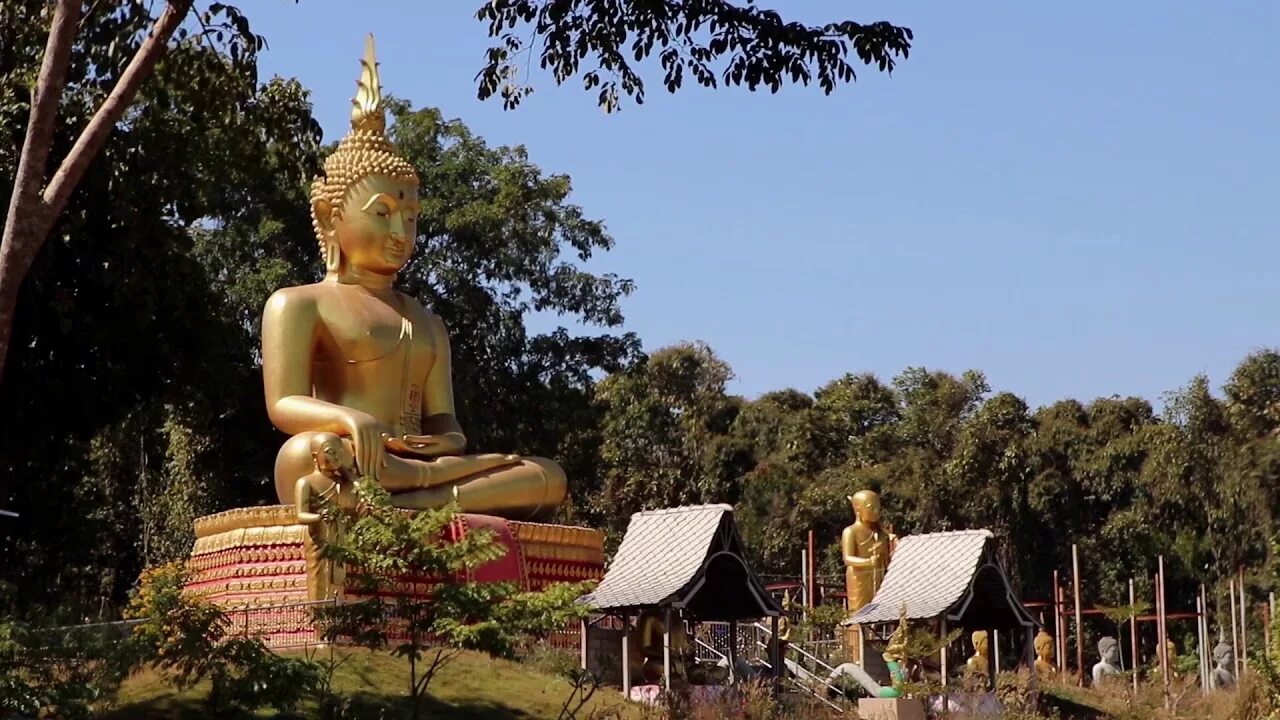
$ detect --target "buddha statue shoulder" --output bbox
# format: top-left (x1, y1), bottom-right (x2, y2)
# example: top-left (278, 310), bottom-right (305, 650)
top-left (261, 36), bottom-right (566, 521)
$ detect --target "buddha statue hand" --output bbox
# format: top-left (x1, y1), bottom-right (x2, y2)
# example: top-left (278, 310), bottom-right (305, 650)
top-left (384, 432), bottom-right (467, 457)
top-left (343, 410), bottom-right (388, 481)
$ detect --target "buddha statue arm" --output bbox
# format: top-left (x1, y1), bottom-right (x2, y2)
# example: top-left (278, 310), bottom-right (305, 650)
top-left (841, 526), bottom-right (880, 569)
top-left (263, 289), bottom-right (386, 479)
top-left (407, 312), bottom-right (467, 455)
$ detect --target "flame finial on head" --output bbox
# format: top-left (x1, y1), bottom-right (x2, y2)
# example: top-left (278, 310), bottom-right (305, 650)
top-left (351, 34), bottom-right (385, 133)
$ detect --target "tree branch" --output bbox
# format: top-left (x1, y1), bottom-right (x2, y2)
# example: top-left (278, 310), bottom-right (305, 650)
top-left (0, 0), bottom-right (81, 378)
top-left (41, 0), bottom-right (195, 219)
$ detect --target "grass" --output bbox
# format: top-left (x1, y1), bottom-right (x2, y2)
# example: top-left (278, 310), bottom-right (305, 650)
top-left (102, 647), bottom-right (640, 719)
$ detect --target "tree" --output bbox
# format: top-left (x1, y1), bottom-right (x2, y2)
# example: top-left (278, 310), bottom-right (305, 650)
top-left (0, 0), bottom-right (266, 379)
top-left (1, 1), bottom-right (321, 611)
top-left (125, 563), bottom-right (322, 716)
top-left (590, 342), bottom-right (740, 535)
top-left (315, 480), bottom-right (590, 720)
top-left (475, 0), bottom-right (913, 111)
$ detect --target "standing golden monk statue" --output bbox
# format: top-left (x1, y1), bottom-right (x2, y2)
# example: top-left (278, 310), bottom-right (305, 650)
top-left (841, 490), bottom-right (895, 613)
top-left (262, 36), bottom-right (567, 521)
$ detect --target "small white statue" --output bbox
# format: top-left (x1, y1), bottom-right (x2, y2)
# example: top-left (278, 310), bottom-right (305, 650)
top-left (1091, 636), bottom-right (1122, 687)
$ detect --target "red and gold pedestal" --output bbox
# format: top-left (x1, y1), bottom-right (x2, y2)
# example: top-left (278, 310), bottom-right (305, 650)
top-left (185, 506), bottom-right (605, 646)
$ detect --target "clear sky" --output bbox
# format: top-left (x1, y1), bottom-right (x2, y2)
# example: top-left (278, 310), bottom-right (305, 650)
top-left (245, 0), bottom-right (1279, 409)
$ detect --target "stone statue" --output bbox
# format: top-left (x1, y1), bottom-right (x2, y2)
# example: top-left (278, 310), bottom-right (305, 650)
top-left (1034, 630), bottom-right (1056, 681)
top-left (965, 630), bottom-right (990, 677)
top-left (1091, 636), bottom-right (1121, 687)
top-left (841, 490), bottom-right (895, 613)
top-left (262, 36), bottom-right (566, 521)
top-left (1211, 637), bottom-right (1236, 690)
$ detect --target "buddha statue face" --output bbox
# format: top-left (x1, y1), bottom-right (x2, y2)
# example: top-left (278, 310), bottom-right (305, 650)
top-left (850, 490), bottom-right (881, 525)
top-left (314, 175), bottom-right (420, 276)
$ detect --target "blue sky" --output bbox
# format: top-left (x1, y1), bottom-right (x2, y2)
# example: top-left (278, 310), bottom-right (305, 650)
top-left (246, 1), bottom-right (1279, 409)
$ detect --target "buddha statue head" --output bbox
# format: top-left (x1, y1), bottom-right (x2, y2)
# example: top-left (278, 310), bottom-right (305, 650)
top-left (971, 629), bottom-right (988, 657)
top-left (1213, 639), bottom-right (1234, 670)
top-left (310, 35), bottom-right (420, 279)
top-left (849, 489), bottom-right (882, 526)
top-left (1034, 630), bottom-right (1054, 663)
top-left (1098, 636), bottom-right (1120, 666)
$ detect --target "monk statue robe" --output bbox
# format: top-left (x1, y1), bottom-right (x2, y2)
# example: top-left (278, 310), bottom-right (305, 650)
top-left (262, 36), bottom-right (566, 521)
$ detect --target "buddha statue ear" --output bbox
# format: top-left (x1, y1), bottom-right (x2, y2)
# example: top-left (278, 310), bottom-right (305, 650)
top-left (313, 198), bottom-right (341, 273)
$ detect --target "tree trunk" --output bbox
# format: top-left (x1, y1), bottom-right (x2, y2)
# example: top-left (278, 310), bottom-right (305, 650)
top-left (0, 0), bottom-right (80, 381)
top-left (0, 0), bottom-right (193, 381)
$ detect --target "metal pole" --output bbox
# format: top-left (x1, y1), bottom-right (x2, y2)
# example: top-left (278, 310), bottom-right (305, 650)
top-left (808, 529), bottom-right (817, 611)
top-left (1158, 562), bottom-right (1169, 693)
top-left (771, 614), bottom-right (782, 695)
top-left (1196, 596), bottom-right (1207, 691)
top-left (1052, 571), bottom-right (1061, 672)
top-left (1158, 563), bottom-right (1169, 707)
top-left (621, 614), bottom-right (632, 697)
top-left (1056, 580), bottom-right (1067, 673)
top-left (580, 618), bottom-right (589, 670)
top-left (1230, 579), bottom-right (1241, 678)
top-left (1130, 578), bottom-right (1139, 694)
top-left (663, 608), bottom-right (673, 691)
top-left (729, 619), bottom-right (738, 685)
top-left (800, 549), bottom-right (808, 611)
top-left (1202, 584), bottom-right (1211, 689)
top-left (941, 617), bottom-right (949, 688)
top-left (994, 629), bottom-right (1001, 675)
top-left (1239, 566), bottom-right (1248, 669)
top-left (987, 627), bottom-right (997, 690)
top-left (1073, 544), bottom-right (1084, 687)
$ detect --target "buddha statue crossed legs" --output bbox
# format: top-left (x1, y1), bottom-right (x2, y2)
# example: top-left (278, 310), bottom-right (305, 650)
top-left (262, 36), bottom-right (566, 521)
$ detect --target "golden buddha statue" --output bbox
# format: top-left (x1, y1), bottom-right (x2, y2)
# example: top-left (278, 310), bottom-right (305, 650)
top-left (966, 630), bottom-right (990, 677)
top-left (628, 609), bottom-right (689, 683)
top-left (262, 36), bottom-right (566, 521)
top-left (841, 490), bottom-right (895, 613)
top-left (1034, 630), bottom-right (1056, 680)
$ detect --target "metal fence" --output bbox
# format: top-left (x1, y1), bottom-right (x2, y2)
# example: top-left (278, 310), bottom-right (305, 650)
top-left (223, 598), bottom-right (339, 650)
top-left (49, 597), bottom-right (586, 653)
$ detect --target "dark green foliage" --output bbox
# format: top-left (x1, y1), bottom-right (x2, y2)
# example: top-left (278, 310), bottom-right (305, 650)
top-left (125, 563), bottom-right (321, 715)
top-left (586, 346), bottom-right (1280, 621)
top-left (475, 0), bottom-right (913, 111)
top-left (0, 583), bottom-right (131, 719)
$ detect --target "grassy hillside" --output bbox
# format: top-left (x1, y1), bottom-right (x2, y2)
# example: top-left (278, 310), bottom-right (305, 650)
top-left (103, 648), bottom-right (640, 719)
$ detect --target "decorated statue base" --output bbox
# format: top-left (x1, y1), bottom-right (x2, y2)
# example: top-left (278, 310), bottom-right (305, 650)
top-left (185, 506), bottom-right (605, 645)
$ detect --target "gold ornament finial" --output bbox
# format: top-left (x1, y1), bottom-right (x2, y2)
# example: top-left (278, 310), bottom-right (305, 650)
top-left (351, 34), bottom-right (385, 133)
